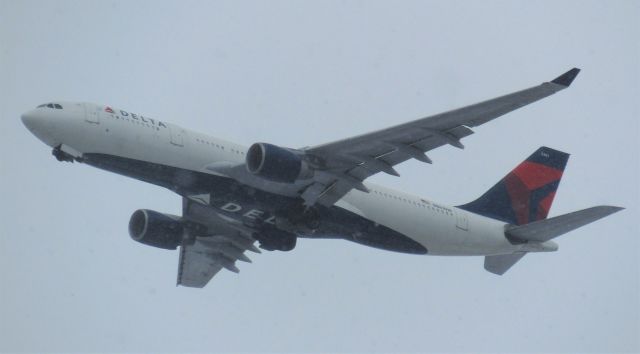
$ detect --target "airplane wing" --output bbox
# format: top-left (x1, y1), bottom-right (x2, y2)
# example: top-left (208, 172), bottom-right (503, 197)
top-left (177, 234), bottom-right (259, 287)
top-left (206, 68), bottom-right (580, 207)
top-left (300, 68), bottom-right (581, 206)
top-left (177, 195), bottom-right (261, 288)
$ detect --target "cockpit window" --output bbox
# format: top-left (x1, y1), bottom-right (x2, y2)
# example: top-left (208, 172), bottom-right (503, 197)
top-left (37, 103), bottom-right (63, 109)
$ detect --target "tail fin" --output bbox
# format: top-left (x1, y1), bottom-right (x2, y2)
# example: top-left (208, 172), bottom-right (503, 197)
top-left (458, 146), bottom-right (570, 225)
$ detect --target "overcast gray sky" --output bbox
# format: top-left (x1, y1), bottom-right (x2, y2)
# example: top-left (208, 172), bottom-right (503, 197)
top-left (1, 0), bottom-right (638, 352)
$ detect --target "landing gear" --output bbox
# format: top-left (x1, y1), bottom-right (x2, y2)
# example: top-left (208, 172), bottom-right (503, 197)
top-left (52, 145), bottom-right (75, 162)
top-left (254, 230), bottom-right (297, 252)
top-left (301, 207), bottom-right (321, 230)
top-left (275, 205), bottom-right (321, 234)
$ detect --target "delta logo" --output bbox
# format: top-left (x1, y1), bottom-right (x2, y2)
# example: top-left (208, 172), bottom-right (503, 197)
top-left (104, 106), bottom-right (167, 128)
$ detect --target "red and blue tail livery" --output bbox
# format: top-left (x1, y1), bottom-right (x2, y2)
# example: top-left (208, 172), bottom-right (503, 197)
top-left (459, 147), bottom-right (569, 225)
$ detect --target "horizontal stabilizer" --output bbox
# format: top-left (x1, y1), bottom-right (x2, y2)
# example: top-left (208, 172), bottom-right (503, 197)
top-left (506, 206), bottom-right (624, 242)
top-left (485, 252), bottom-right (527, 275)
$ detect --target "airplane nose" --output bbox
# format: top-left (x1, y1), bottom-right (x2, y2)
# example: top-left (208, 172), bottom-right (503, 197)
top-left (21, 108), bottom-right (56, 146)
top-left (21, 110), bottom-right (38, 129)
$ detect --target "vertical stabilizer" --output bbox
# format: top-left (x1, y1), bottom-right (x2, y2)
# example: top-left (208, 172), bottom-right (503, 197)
top-left (459, 147), bottom-right (569, 225)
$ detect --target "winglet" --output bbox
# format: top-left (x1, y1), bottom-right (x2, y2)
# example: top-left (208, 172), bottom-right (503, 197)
top-left (551, 68), bottom-right (581, 87)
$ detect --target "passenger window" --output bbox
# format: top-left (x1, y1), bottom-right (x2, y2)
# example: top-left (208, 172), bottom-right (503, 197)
top-left (46, 103), bottom-right (54, 108)
top-left (54, 104), bottom-right (62, 109)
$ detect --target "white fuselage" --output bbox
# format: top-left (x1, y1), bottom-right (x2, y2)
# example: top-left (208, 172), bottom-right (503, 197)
top-left (22, 102), bottom-right (545, 256)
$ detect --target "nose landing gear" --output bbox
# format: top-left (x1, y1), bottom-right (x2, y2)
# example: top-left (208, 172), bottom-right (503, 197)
top-left (52, 145), bottom-right (75, 162)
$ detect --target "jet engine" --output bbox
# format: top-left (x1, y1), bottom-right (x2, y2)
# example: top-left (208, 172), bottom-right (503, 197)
top-left (128, 209), bottom-right (183, 250)
top-left (246, 143), bottom-right (312, 183)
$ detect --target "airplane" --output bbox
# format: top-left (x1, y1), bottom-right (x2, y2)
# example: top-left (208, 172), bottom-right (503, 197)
top-left (21, 68), bottom-right (623, 288)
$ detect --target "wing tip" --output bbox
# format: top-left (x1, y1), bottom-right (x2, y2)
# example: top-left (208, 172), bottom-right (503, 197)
top-left (598, 205), bottom-right (625, 214)
top-left (550, 67), bottom-right (581, 87)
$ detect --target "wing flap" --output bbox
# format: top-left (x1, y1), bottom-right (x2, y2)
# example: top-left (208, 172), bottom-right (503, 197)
top-left (177, 235), bottom-right (259, 288)
top-left (303, 125), bottom-right (476, 206)
top-left (177, 240), bottom-right (224, 288)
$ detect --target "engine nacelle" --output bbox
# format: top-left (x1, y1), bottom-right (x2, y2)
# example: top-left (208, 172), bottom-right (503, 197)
top-left (246, 143), bottom-right (312, 183)
top-left (128, 209), bottom-right (183, 250)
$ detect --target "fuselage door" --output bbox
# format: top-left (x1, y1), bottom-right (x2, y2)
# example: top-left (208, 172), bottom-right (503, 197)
top-left (169, 126), bottom-right (184, 146)
top-left (455, 208), bottom-right (469, 231)
top-left (84, 103), bottom-right (100, 124)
